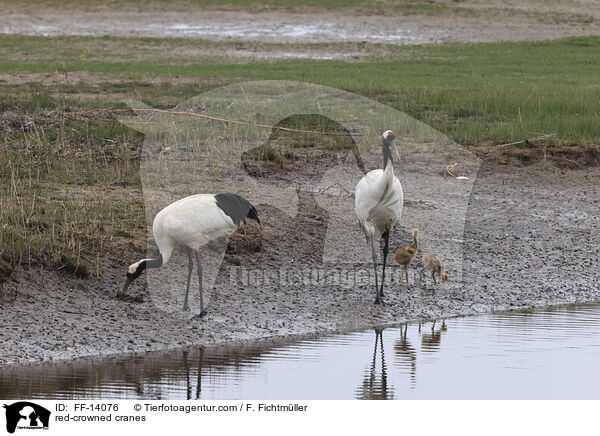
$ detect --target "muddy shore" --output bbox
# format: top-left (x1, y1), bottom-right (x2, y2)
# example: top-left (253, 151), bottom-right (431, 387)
top-left (1, 157), bottom-right (599, 367)
top-left (3, 0), bottom-right (600, 60)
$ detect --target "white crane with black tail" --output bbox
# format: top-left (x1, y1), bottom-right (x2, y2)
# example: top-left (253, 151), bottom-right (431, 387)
top-left (120, 193), bottom-right (260, 318)
top-left (355, 130), bottom-right (403, 304)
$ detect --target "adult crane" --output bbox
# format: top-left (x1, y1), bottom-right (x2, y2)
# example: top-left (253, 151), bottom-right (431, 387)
top-left (355, 130), bottom-right (403, 304)
top-left (120, 193), bottom-right (260, 317)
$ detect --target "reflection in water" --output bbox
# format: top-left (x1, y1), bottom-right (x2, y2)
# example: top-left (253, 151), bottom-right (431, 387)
top-left (356, 328), bottom-right (392, 400)
top-left (196, 348), bottom-right (204, 400)
top-left (179, 348), bottom-right (205, 400)
top-left (181, 349), bottom-right (205, 400)
top-left (2, 304), bottom-right (600, 399)
top-left (394, 324), bottom-right (417, 387)
top-left (421, 320), bottom-right (447, 353)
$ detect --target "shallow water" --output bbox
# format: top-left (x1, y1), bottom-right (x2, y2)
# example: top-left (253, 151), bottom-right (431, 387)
top-left (0, 16), bottom-right (440, 46)
top-left (2, 304), bottom-right (600, 399)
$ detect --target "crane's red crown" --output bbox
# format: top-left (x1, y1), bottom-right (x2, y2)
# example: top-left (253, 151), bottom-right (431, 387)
top-left (383, 130), bottom-right (395, 140)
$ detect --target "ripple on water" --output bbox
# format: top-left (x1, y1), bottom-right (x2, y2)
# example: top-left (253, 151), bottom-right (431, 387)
top-left (2, 304), bottom-right (600, 399)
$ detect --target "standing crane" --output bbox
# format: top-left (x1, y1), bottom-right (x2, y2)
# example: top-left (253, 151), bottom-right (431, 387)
top-left (355, 130), bottom-right (403, 304)
top-left (120, 193), bottom-right (260, 318)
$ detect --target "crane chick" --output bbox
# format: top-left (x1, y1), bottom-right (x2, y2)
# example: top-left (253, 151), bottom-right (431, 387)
top-left (421, 253), bottom-right (448, 288)
top-left (394, 228), bottom-right (419, 285)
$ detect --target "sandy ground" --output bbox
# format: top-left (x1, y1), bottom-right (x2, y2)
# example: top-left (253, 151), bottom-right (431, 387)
top-left (1, 155), bottom-right (599, 366)
top-left (2, 0), bottom-right (600, 59)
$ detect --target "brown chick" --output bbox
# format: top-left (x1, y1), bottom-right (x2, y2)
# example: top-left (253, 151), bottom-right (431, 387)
top-left (421, 253), bottom-right (448, 288)
top-left (394, 229), bottom-right (419, 284)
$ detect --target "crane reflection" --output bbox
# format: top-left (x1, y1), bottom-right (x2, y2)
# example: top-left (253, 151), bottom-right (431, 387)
top-left (355, 328), bottom-right (393, 399)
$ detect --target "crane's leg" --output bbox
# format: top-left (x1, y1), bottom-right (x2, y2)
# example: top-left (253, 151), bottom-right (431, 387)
top-left (195, 347), bottom-right (205, 400)
top-left (369, 238), bottom-right (381, 304)
top-left (380, 230), bottom-right (390, 298)
top-left (432, 271), bottom-right (437, 285)
top-left (182, 350), bottom-right (191, 400)
top-left (183, 246), bottom-right (194, 311)
top-left (194, 251), bottom-right (206, 318)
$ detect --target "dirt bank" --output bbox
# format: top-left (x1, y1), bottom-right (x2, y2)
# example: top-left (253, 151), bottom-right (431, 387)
top-left (1, 155), bottom-right (599, 366)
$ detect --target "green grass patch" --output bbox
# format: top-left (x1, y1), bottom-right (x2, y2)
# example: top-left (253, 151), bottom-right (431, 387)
top-left (0, 94), bottom-right (146, 275)
top-left (3, 34), bottom-right (599, 145)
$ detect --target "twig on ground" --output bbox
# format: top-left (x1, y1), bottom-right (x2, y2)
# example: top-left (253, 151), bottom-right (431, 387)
top-left (319, 183), bottom-right (354, 197)
top-left (479, 133), bottom-right (556, 151)
top-left (443, 163), bottom-right (464, 177)
top-left (61, 108), bottom-right (356, 137)
top-left (561, 155), bottom-right (582, 168)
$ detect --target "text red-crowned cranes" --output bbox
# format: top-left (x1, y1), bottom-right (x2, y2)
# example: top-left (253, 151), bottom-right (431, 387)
top-left (355, 130), bottom-right (403, 304)
top-left (120, 193), bottom-right (260, 318)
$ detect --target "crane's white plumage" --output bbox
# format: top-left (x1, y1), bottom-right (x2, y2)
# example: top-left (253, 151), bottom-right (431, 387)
top-left (121, 192), bottom-right (260, 317)
top-left (153, 194), bottom-right (238, 262)
top-left (355, 130), bottom-right (404, 303)
top-left (355, 166), bottom-right (403, 240)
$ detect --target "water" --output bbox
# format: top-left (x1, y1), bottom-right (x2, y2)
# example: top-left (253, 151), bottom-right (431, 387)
top-left (2, 304), bottom-right (600, 400)
top-left (0, 18), bottom-right (435, 46)
top-left (0, 19), bottom-right (434, 61)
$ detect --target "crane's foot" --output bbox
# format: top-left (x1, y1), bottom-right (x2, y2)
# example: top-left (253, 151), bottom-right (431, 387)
top-left (374, 296), bottom-right (382, 304)
top-left (182, 304), bottom-right (190, 311)
top-left (116, 293), bottom-right (143, 303)
top-left (191, 310), bottom-right (207, 320)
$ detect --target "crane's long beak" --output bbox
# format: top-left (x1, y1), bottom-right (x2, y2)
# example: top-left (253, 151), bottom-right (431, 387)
top-left (121, 277), bottom-right (133, 295)
top-left (393, 143), bottom-right (401, 163)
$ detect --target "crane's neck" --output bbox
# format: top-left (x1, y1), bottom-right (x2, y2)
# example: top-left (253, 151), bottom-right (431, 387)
top-left (127, 253), bottom-right (163, 276)
top-left (382, 145), bottom-right (394, 173)
top-left (123, 253), bottom-right (163, 294)
top-left (411, 231), bottom-right (419, 249)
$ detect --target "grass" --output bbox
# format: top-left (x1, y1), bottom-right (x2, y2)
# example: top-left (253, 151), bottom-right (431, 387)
top-left (1, 32), bottom-right (599, 277)
top-left (2, 34), bottom-right (600, 145)
top-left (0, 102), bottom-right (146, 278)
